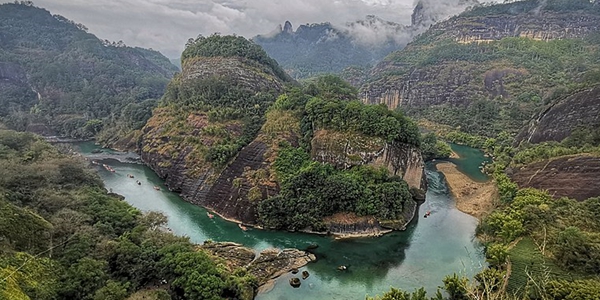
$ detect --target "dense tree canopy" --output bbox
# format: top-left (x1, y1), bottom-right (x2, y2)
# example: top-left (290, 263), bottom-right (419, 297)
top-left (0, 3), bottom-right (177, 139)
top-left (0, 130), bottom-right (255, 300)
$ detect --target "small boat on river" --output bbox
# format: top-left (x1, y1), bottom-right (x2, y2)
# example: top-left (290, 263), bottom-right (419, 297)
top-left (207, 212), bottom-right (214, 219)
top-left (238, 223), bottom-right (247, 231)
top-left (153, 186), bottom-right (160, 191)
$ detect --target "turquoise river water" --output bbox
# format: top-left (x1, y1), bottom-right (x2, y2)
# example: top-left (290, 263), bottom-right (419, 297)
top-left (77, 142), bottom-right (489, 299)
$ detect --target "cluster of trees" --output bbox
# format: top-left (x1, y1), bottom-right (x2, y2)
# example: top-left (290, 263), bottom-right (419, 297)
top-left (181, 34), bottom-right (291, 82)
top-left (0, 2), bottom-right (177, 139)
top-left (255, 76), bottom-right (419, 231)
top-left (420, 132), bottom-right (452, 161)
top-left (303, 76), bottom-right (420, 146)
top-left (257, 145), bottom-right (413, 231)
top-left (0, 130), bottom-right (256, 300)
top-left (160, 75), bottom-right (278, 168)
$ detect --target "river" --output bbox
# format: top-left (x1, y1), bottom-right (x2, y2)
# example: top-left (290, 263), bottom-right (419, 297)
top-left (76, 142), bottom-right (487, 299)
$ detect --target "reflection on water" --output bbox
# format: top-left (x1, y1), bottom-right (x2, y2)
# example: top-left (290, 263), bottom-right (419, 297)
top-left (77, 142), bottom-right (485, 299)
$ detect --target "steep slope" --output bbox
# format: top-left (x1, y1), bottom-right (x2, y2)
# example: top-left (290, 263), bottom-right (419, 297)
top-left (363, 0), bottom-right (600, 137)
top-left (509, 154), bottom-right (600, 201)
top-left (508, 85), bottom-right (600, 199)
top-left (0, 2), bottom-right (177, 139)
top-left (254, 0), bottom-right (479, 79)
top-left (516, 85), bottom-right (600, 144)
top-left (140, 35), bottom-right (294, 224)
top-left (141, 41), bottom-right (425, 234)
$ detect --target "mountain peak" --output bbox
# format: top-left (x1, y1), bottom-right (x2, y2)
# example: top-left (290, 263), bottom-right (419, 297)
top-left (283, 21), bottom-right (294, 34)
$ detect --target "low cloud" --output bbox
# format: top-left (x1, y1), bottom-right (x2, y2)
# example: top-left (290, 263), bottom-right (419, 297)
top-left (31, 0), bottom-right (497, 58)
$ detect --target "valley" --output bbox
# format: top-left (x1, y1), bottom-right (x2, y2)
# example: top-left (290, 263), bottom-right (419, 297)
top-left (1, 0), bottom-right (600, 299)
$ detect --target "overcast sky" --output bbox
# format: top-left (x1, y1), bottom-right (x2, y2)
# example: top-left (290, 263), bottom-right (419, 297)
top-left (29, 0), bottom-right (492, 58)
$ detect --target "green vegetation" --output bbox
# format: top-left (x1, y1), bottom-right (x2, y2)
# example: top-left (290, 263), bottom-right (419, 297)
top-left (142, 34), bottom-right (294, 173)
top-left (182, 34), bottom-right (291, 82)
top-left (258, 145), bottom-right (412, 231)
top-left (512, 126), bottom-right (600, 166)
top-left (462, 0), bottom-right (600, 17)
top-left (420, 133), bottom-right (452, 161)
top-left (0, 130), bottom-right (256, 300)
top-left (0, 2), bottom-right (177, 140)
top-left (255, 75), bottom-right (418, 231)
top-left (374, 0), bottom-right (600, 139)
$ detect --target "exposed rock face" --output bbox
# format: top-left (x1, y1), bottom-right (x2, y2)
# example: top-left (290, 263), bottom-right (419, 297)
top-left (310, 129), bottom-right (425, 233)
top-left (447, 13), bottom-right (599, 44)
top-left (311, 129), bottom-right (426, 190)
top-left (509, 155), bottom-right (600, 201)
top-left (516, 86), bottom-right (600, 144)
top-left (363, 11), bottom-right (600, 111)
top-left (140, 54), bottom-right (291, 225)
top-left (200, 242), bottom-right (316, 286)
top-left (181, 57), bottom-right (286, 93)
top-left (203, 141), bottom-right (273, 223)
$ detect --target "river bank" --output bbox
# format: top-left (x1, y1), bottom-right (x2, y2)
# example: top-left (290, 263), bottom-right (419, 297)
top-left (435, 161), bottom-right (498, 219)
top-left (76, 141), bottom-right (486, 299)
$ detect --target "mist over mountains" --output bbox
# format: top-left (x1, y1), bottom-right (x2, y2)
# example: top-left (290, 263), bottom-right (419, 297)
top-left (253, 0), bottom-right (480, 79)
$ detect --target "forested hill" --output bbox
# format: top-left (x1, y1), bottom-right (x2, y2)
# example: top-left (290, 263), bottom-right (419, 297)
top-left (0, 2), bottom-right (178, 140)
top-left (362, 0), bottom-right (600, 138)
top-left (139, 34), bottom-right (425, 234)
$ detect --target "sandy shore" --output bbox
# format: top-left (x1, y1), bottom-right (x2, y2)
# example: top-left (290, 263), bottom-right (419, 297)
top-left (450, 150), bottom-right (460, 159)
top-left (436, 162), bottom-right (498, 219)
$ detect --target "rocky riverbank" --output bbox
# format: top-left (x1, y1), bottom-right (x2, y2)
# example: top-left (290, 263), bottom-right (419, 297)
top-left (435, 162), bottom-right (498, 219)
top-left (200, 241), bottom-right (316, 296)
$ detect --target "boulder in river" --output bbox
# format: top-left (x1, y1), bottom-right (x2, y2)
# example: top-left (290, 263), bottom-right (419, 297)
top-left (302, 270), bottom-right (310, 280)
top-left (289, 277), bottom-right (301, 288)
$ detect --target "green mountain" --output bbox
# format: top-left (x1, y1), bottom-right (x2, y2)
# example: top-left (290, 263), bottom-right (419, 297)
top-left (140, 35), bottom-right (425, 234)
top-left (0, 2), bottom-right (178, 139)
top-left (362, 0), bottom-right (600, 138)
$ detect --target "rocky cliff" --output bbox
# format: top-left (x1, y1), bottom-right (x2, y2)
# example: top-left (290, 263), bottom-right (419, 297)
top-left (311, 129), bottom-right (426, 190)
top-left (362, 0), bottom-right (600, 137)
top-left (142, 36), bottom-right (425, 236)
top-left (140, 35), bottom-right (294, 225)
top-left (509, 155), bottom-right (600, 201)
top-left (516, 86), bottom-right (600, 144)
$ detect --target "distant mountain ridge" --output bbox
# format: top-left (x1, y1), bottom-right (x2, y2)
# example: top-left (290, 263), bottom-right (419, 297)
top-left (0, 2), bottom-right (178, 139)
top-left (362, 0), bottom-right (600, 137)
top-left (253, 0), bottom-right (480, 79)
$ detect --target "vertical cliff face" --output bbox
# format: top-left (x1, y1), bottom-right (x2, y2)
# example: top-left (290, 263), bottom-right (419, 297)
top-left (310, 129), bottom-right (426, 190)
top-left (139, 36), bottom-right (294, 225)
top-left (139, 58), bottom-right (288, 223)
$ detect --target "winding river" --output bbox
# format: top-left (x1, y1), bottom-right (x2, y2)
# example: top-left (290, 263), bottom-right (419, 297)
top-left (77, 142), bottom-right (488, 299)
